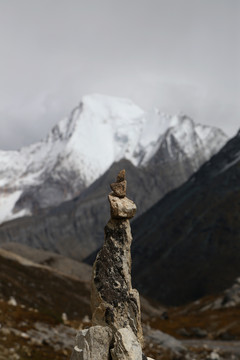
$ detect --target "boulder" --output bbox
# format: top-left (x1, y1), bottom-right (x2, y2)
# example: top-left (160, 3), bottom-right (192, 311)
top-left (111, 327), bottom-right (142, 360)
top-left (108, 194), bottom-right (136, 219)
top-left (70, 325), bottom-right (112, 360)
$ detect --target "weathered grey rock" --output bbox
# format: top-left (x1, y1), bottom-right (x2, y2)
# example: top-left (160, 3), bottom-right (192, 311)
top-left (143, 326), bottom-right (185, 353)
top-left (91, 218), bottom-right (143, 345)
top-left (70, 325), bottom-right (112, 360)
top-left (72, 170), bottom-right (144, 359)
top-left (108, 194), bottom-right (136, 219)
top-left (111, 327), bottom-right (142, 360)
top-left (91, 170), bottom-right (143, 346)
top-left (203, 276), bottom-right (240, 311)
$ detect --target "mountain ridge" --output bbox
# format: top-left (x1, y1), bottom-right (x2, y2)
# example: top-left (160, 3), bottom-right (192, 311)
top-left (0, 94), bottom-right (227, 225)
top-left (131, 129), bottom-right (240, 305)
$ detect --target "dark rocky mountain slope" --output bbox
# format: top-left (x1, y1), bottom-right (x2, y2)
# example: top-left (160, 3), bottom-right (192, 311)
top-left (0, 135), bottom-right (222, 262)
top-left (131, 130), bottom-right (240, 306)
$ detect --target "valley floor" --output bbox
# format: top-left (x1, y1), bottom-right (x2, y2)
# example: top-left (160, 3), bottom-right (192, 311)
top-left (0, 246), bottom-right (240, 360)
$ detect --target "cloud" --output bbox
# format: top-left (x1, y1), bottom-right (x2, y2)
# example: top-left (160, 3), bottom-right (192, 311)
top-left (0, 0), bottom-right (239, 149)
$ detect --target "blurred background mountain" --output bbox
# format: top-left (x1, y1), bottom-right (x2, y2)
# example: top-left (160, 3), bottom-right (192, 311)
top-left (0, 1), bottom-right (239, 359)
top-left (0, 95), bottom-right (240, 359)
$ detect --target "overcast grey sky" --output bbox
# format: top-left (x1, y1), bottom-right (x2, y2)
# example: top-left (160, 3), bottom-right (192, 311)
top-left (0, 0), bottom-right (239, 150)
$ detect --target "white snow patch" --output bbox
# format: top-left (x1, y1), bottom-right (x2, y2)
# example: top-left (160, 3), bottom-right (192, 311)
top-left (0, 190), bottom-right (31, 224)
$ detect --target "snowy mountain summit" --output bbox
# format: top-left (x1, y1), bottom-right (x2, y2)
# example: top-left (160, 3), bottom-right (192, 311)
top-left (0, 94), bottom-right (228, 224)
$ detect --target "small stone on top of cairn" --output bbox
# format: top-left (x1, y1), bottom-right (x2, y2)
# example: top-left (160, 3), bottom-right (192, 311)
top-left (109, 170), bottom-right (136, 219)
top-left (110, 169), bottom-right (127, 197)
top-left (110, 180), bottom-right (127, 198)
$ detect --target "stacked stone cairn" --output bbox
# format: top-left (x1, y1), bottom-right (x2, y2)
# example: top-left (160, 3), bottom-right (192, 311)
top-left (71, 170), bottom-right (153, 360)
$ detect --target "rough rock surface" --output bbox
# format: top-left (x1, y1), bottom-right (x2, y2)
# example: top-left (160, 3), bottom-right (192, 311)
top-left (110, 180), bottom-right (127, 197)
top-left (108, 169), bottom-right (136, 218)
top-left (91, 171), bottom-right (143, 345)
top-left (71, 170), bottom-right (146, 359)
top-left (70, 326), bottom-right (112, 360)
top-left (111, 326), bottom-right (142, 360)
top-left (91, 218), bottom-right (142, 343)
top-left (108, 195), bottom-right (137, 219)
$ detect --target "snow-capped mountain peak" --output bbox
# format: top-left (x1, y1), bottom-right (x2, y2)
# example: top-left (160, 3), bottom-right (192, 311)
top-left (63, 94), bottom-right (145, 182)
top-left (0, 94), bottom-right (228, 224)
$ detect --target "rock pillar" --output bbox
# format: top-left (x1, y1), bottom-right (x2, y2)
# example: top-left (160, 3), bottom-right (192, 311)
top-left (91, 169), bottom-right (143, 345)
top-left (71, 170), bottom-right (147, 360)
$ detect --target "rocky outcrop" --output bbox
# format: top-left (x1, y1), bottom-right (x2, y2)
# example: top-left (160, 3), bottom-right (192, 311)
top-left (71, 170), bottom-right (149, 359)
top-left (131, 131), bottom-right (240, 305)
top-left (220, 277), bottom-right (240, 308)
top-left (201, 277), bottom-right (240, 311)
